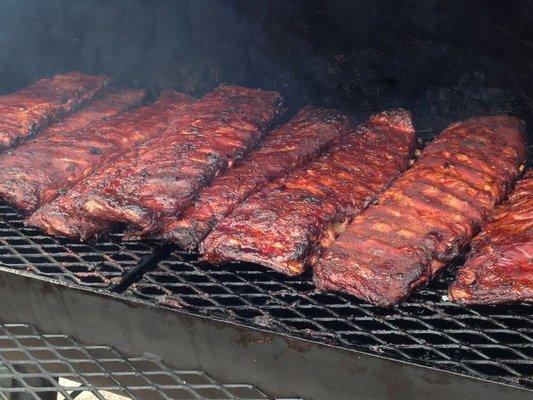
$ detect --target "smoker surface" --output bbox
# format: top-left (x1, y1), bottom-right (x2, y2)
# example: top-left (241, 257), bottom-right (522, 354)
top-left (0, 78), bottom-right (529, 399)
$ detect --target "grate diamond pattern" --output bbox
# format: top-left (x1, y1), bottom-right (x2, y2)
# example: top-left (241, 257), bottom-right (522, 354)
top-left (126, 251), bottom-right (533, 390)
top-left (0, 201), bottom-right (156, 289)
top-left (0, 323), bottom-right (300, 400)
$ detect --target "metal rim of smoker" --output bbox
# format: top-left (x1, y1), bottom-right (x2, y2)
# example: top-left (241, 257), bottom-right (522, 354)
top-left (0, 321), bottom-right (301, 400)
top-left (128, 249), bottom-right (533, 386)
top-left (0, 266), bottom-right (530, 400)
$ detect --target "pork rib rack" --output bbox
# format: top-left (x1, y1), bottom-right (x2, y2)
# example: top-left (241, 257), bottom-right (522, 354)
top-left (158, 106), bottom-right (353, 249)
top-left (42, 89), bottom-right (144, 136)
top-left (76, 85), bottom-right (284, 238)
top-left (0, 72), bottom-right (109, 150)
top-left (25, 90), bottom-right (194, 237)
top-left (449, 169), bottom-right (532, 304)
top-left (202, 109), bottom-right (416, 276)
top-left (314, 116), bottom-right (527, 307)
top-left (0, 88), bottom-right (147, 213)
top-left (30, 86), bottom-right (283, 240)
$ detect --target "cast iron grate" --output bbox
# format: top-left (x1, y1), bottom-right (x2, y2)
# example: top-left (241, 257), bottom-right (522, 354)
top-left (0, 322), bottom-right (301, 400)
top-left (126, 252), bottom-right (533, 391)
top-left (0, 201), bottom-right (157, 290)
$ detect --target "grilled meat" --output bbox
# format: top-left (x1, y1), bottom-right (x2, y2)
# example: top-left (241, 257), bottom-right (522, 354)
top-left (157, 106), bottom-right (353, 249)
top-left (0, 72), bottom-right (109, 150)
top-left (76, 85), bottom-right (284, 238)
top-left (449, 169), bottom-right (532, 304)
top-left (202, 109), bottom-right (416, 275)
top-left (26, 91), bottom-right (194, 236)
top-left (0, 88), bottom-right (147, 212)
top-left (314, 116), bottom-right (527, 307)
top-left (42, 89), bottom-right (144, 135)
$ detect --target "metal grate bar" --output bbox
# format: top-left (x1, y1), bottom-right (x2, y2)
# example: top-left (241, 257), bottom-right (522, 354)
top-left (108, 244), bottom-right (174, 293)
top-left (0, 322), bottom-right (302, 400)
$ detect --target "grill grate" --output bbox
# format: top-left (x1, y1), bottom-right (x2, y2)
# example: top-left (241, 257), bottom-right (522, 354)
top-left (126, 251), bottom-right (533, 390)
top-left (0, 201), bottom-right (157, 290)
top-left (0, 322), bottom-right (300, 400)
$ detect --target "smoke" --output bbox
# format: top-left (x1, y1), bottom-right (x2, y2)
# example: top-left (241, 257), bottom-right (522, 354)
top-left (0, 0), bottom-right (531, 131)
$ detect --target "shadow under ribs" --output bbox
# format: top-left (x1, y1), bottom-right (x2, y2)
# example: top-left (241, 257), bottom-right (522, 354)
top-left (26, 90), bottom-right (193, 236)
top-left (314, 116), bottom-right (527, 307)
top-left (157, 106), bottom-right (353, 249)
top-left (0, 72), bottom-right (109, 150)
top-left (0, 88), bottom-right (146, 212)
top-left (202, 109), bottom-right (416, 276)
top-left (73, 85), bottom-right (284, 239)
top-left (449, 169), bottom-right (532, 304)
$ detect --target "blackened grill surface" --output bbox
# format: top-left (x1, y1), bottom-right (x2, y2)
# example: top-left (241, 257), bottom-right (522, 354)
top-left (126, 250), bottom-right (533, 391)
top-left (0, 72), bottom-right (109, 150)
top-left (158, 106), bottom-right (353, 250)
top-left (0, 132), bottom-right (530, 392)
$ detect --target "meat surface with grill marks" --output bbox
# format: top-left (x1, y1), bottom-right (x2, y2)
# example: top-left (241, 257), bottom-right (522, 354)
top-left (449, 169), bottom-right (532, 304)
top-left (0, 72), bottom-right (109, 150)
top-left (0, 88), bottom-right (146, 213)
top-left (30, 86), bottom-right (283, 240)
top-left (76, 85), bottom-right (284, 238)
top-left (202, 109), bottom-right (416, 276)
top-left (26, 90), bottom-right (194, 236)
top-left (157, 106), bottom-right (353, 249)
top-left (314, 116), bottom-right (527, 307)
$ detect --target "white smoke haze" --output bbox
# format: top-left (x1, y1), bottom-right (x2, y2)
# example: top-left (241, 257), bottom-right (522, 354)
top-left (0, 0), bottom-right (530, 132)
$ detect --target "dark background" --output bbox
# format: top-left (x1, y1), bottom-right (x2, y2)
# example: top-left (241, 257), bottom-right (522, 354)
top-left (0, 0), bottom-right (531, 132)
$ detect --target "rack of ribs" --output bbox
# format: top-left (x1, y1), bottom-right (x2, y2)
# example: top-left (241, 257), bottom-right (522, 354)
top-left (70, 85), bottom-right (284, 238)
top-left (29, 85), bottom-right (283, 240)
top-left (0, 88), bottom-right (147, 213)
top-left (41, 89), bottom-right (144, 136)
top-left (314, 116), bottom-right (527, 307)
top-left (449, 169), bottom-right (532, 304)
top-left (157, 106), bottom-right (353, 249)
top-left (7, 91), bottom-right (190, 213)
top-left (202, 109), bottom-right (416, 276)
top-left (0, 72), bottom-right (109, 150)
